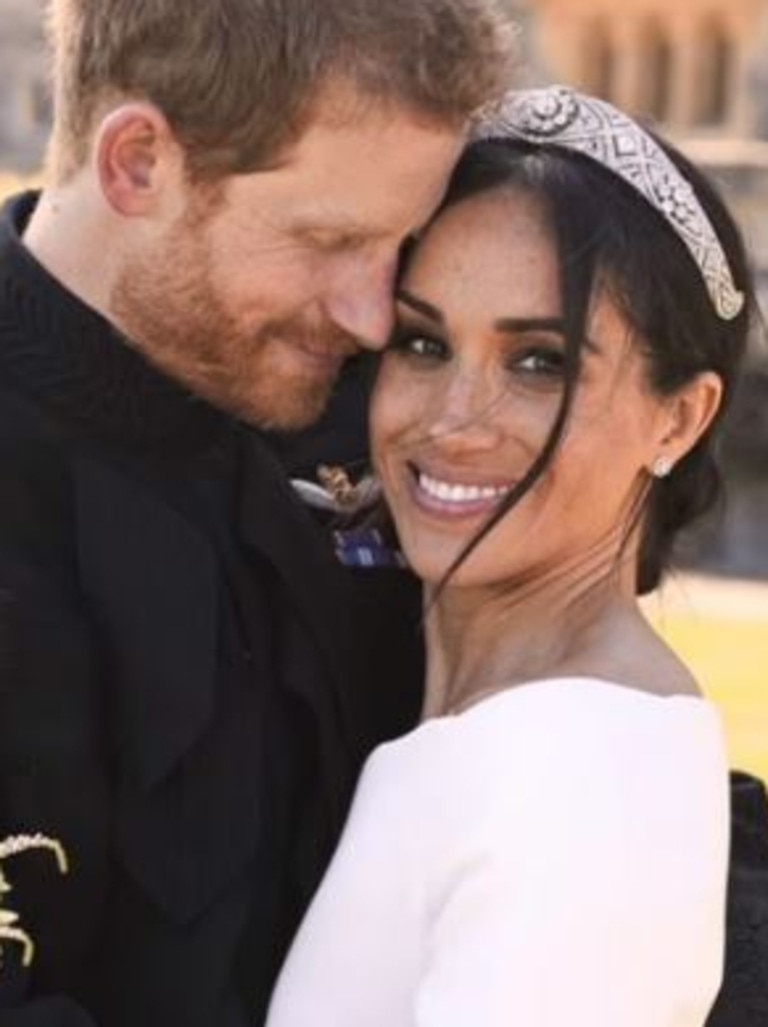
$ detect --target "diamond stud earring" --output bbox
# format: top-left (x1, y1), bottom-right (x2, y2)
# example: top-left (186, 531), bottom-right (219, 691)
top-left (652, 455), bottom-right (674, 479)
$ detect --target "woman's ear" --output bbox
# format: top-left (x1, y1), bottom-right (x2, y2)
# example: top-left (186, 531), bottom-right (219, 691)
top-left (651, 371), bottom-right (724, 474)
top-left (94, 103), bottom-right (185, 217)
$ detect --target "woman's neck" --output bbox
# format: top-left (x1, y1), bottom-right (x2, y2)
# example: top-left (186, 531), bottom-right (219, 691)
top-left (421, 547), bottom-right (644, 719)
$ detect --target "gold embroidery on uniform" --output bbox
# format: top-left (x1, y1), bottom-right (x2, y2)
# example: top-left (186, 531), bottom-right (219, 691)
top-left (317, 464), bottom-right (360, 509)
top-left (0, 834), bottom-right (69, 971)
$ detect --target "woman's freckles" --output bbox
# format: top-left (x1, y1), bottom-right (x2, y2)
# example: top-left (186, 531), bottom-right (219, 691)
top-left (371, 187), bottom-right (670, 588)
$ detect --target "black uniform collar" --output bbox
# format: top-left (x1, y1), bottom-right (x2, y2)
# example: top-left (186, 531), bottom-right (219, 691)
top-left (0, 191), bottom-right (225, 451)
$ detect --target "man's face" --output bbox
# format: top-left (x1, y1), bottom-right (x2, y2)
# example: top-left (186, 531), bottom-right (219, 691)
top-left (110, 102), bottom-right (463, 429)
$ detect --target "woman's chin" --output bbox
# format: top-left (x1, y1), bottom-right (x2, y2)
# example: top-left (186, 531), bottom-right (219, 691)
top-left (403, 550), bottom-right (481, 590)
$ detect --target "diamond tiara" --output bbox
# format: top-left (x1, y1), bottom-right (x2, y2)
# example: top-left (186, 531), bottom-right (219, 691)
top-left (470, 86), bottom-right (745, 321)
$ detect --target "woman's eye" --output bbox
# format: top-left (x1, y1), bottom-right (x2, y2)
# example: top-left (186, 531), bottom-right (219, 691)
top-left (512, 347), bottom-right (566, 377)
top-left (389, 332), bottom-right (448, 361)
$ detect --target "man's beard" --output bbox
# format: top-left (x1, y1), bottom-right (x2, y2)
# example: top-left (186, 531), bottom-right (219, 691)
top-left (110, 231), bottom-right (358, 431)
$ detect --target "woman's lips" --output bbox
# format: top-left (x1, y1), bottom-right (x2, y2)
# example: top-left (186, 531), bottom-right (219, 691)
top-left (407, 466), bottom-right (515, 519)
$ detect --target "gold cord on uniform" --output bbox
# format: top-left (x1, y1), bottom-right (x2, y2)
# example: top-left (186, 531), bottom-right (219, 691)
top-left (0, 833), bottom-right (69, 971)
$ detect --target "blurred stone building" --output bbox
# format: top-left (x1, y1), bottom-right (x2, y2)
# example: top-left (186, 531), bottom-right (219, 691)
top-left (527, 0), bottom-right (762, 132)
top-left (520, 0), bottom-right (768, 299)
top-left (0, 0), bottom-right (49, 173)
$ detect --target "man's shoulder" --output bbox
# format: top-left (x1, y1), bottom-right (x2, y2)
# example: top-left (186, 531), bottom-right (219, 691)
top-left (0, 374), bottom-right (75, 488)
top-left (0, 379), bottom-right (83, 588)
top-left (0, 373), bottom-right (77, 467)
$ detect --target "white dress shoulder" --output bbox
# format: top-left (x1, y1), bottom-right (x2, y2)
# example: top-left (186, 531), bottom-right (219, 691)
top-left (266, 677), bottom-right (730, 1027)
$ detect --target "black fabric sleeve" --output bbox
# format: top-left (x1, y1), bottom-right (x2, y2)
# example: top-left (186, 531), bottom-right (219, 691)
top-left (0, 996), bottom-right (97, 1026)
top-left (706, 772), bottom-right (768, 1026)
top-left (0, 554), bottom-right (111, 1022)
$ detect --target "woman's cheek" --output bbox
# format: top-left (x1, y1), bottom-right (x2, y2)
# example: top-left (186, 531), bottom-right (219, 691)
top-left (371, 362), bottom-right (426, 443)
top-left (370, 374), bottom-right (404, 469)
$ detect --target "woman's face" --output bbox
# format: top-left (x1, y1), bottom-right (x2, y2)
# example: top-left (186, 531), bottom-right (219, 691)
top-left (370, 187), bottom-right (676, 589)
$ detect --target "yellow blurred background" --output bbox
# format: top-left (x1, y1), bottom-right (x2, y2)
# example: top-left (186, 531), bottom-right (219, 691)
top-left (645, 575), bottom-right (768, 785)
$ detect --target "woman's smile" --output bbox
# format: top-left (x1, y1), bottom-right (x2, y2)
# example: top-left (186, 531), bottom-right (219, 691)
top-left (407, 463), bottom-right (516, 520)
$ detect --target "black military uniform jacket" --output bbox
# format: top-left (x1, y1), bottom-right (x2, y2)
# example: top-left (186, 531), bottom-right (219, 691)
top-left (0, 193), bottom-right (423, 1025)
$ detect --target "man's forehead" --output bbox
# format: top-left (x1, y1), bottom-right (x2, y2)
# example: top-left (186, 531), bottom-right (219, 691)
top-left (283, 90), bottom-right (463, 170)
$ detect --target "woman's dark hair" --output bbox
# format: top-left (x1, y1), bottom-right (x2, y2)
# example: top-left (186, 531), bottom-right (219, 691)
top-left (428, 134), bottom-right (755, 594)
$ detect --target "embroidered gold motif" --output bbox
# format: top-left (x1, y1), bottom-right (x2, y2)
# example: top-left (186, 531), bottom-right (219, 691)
top-left (0, 834), bottom-right (69, 971)
top-left (317, 465), bottom-right (359, 509)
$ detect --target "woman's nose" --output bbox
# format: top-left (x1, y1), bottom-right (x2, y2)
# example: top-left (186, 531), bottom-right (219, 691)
top-left (425, 368), bottom-right (506, 451)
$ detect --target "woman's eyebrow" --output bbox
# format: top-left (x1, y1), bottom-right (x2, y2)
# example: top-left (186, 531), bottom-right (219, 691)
top-left (396, 288), bottom-right (444, 324)
top-left (396, 294), bottom-right (567, 335)
top-left (396, 296), bottom-right (598, 352)
top-left (495, 317), bottom-right (565, 334)
top-left (496, 317), bottom-right (602, 353)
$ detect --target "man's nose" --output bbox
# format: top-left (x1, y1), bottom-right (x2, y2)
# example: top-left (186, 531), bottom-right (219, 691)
top-left (324, 255), bottom-right (397, 350)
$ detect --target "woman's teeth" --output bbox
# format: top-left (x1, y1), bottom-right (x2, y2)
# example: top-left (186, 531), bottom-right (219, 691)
top-left (418, 472), bottom-right (511, 504)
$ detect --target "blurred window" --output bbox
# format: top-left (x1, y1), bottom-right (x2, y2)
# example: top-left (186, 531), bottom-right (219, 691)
top-left (581, 19), bottom-right (615, 102)
top-left (695, 21), bottom-right (733, 126)
top-left (640, 22), bottom-right (673, 123)
top-left (30, 78), bottom-right (52, 128)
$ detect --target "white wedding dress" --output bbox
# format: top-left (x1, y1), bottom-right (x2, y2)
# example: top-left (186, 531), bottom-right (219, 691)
top-left (266, 677), bottom-right (729, 1027)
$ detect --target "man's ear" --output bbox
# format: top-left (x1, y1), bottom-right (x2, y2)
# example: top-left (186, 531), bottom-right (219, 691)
top-left (652, 371), bottom-right (724, 471)
top-left (95, 103), bottom-right (184, 217)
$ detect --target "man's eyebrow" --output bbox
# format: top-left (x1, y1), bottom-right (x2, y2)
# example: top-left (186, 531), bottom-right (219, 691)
top-left (287, 218), bottom-right (361, 238)
top-left (291, 218), bottom-right (378, 240)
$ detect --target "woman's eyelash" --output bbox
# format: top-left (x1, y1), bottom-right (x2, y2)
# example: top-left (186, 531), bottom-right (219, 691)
top-left (388, 328), bottom-right (448, 359)
top-left (509, 346), bottom-right (566, 376)
top-left (387, 329), bottom-right (566, 377)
